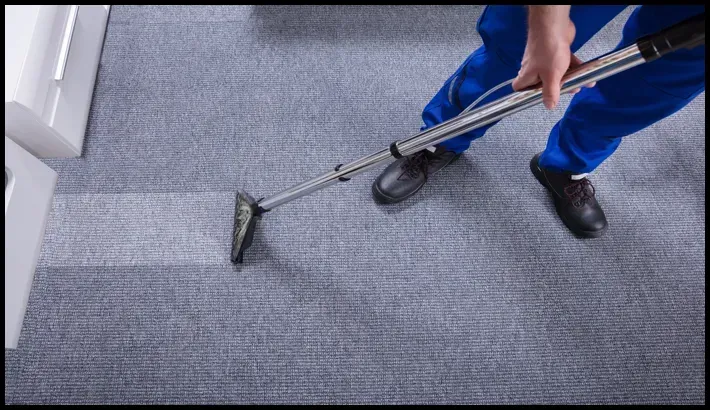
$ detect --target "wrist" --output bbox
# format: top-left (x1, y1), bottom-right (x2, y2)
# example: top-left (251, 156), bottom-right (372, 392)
top-left (527, 5), bottom-right (572, 37)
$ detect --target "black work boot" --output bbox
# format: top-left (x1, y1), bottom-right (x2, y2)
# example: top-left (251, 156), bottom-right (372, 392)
top-left (529, 153), bottom-right (608, 238)
top-left (372, 145), bottom-right (459, 204)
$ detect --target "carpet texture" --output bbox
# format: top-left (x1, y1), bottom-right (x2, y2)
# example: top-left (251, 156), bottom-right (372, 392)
top-left (4, 5), bottom-right (705, 405)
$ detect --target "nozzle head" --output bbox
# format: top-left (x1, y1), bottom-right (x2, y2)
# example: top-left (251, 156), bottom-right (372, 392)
top-left (231, 190), bottom-right (261, 264)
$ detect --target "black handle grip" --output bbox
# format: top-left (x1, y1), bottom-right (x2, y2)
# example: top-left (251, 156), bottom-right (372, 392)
top-left (637, 12), bottom-right (705, 62)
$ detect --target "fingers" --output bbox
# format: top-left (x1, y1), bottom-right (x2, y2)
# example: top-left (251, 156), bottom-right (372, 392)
top-left (570, 54), bottom-right (596, 88)
top-left (570, 54), bottom-right (584, 67)
top-left (567, 58), bottom-right (582, 95)
top-left (514, 54), bottom-right (598, 108)
top-left (512, 66), bottom-right (540, 92)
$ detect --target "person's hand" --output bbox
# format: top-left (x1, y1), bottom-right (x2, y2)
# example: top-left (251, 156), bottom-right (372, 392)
top-left (512, 6), bottom-right (595, 109)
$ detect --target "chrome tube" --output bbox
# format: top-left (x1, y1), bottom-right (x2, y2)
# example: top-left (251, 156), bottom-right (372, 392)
top-left (258, 43), bottom-right (645, 211)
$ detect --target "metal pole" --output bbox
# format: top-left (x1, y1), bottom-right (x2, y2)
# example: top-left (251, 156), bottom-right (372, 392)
top-left (258, 43), bottom-right (646, 211)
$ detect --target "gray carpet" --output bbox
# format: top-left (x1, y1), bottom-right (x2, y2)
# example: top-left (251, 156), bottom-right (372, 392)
top-left (5, 5), bottom-right (705, 405)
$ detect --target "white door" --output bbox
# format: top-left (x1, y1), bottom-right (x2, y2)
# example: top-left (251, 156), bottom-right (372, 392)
top-left (5, 136), bottom-right (58, 348)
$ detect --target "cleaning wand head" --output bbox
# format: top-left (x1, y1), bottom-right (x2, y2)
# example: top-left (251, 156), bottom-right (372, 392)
top-left (231, 190), bottom-right (262, 264)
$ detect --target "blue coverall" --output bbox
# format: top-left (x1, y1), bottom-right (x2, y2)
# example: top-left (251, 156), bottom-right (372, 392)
top-left (423, 5), bottom-right (705, 174)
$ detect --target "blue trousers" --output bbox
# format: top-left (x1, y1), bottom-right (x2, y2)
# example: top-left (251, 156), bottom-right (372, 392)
top-left (424, 5), bottom-right (705, 174)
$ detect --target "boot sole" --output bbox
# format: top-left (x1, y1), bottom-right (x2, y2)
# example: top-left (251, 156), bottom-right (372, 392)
top-left (529, 155), bottom-right (607, 239)
top-left (372, 180), bottom-right (425, 204)
top-left (372, 154), bottom-right (461, 205)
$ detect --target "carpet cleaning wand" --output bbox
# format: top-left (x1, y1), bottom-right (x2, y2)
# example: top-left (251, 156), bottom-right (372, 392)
top-left (231, 12), bottom-right (704, 264)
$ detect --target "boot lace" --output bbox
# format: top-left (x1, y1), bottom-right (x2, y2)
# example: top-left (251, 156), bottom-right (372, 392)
top-left (398, 152), bottom-right (430, 180)
top-left (563, 179), bottom-right (595, 208)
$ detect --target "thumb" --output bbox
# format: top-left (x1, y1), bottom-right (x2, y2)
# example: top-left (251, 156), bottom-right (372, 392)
top-left (512, 67), bottom-right (541, 92)
top-left (541, 69), bottom-right (564, 110)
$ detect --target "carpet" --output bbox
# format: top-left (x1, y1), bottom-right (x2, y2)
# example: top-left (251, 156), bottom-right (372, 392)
top-left (5, 5), bottom-right (705, 404)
